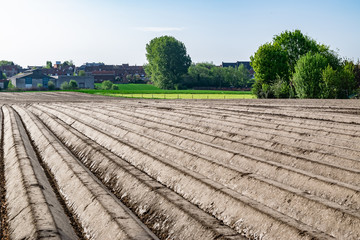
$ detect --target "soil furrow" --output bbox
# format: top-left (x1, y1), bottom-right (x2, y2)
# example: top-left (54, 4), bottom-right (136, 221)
top-left (84, 104), bottom-right (360, 171)
top-left (30, 105), bottom-right (245, 240)
top-left (38, 103), bottom-right (360, 238)
top-left (0, 107), bottom-right (9, 240)
top-left (14, 105), bottom-right (157, 240)
top-left (56, 103), bottom-right (360, 188)
top-left (34, 104), bottom-right (337, 240)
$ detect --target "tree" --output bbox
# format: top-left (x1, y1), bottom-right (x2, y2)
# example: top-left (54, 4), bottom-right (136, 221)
top-left (78, 70), bottom-right (86, 76)
top-left (69, 80), bottom-right (78, 89)
top-left (37, 83), bottom-right (43, 88)
top-left (0, 60), bottom-right (14, 66)
top-left (273, 30), bottom-right (320, 73)
top-left (292, 52), bottom-right (331, 98)
top-left (45, 61), bottom-right (52, 69)
top-left (250, 43), bottom-right (289, 98)
top-left (48, 81), bottom-right (55, 90)
top-left (60, 82), bottom-right (70, 90)
top-left (145, 36), bottom-right (191, 89)
top-left (251, 29), bottom-right (341, 98)
top-left (101, 80), bottom-right (113, 90)
top-left (188, 63), bottom-right (217, 87)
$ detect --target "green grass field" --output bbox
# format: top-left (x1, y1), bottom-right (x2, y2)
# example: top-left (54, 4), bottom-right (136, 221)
top-left (79, 84), bottom-right (255, 99)
top-left (106, 93), bottom-right (255, 99)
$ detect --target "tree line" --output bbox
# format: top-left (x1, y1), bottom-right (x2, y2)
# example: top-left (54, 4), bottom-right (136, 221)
top-left (250, 30), bottom-right (359, 98)
top-left (145, 36), bottom-right (253, 90)
top-left (145, 32), bottom-right (359, 98)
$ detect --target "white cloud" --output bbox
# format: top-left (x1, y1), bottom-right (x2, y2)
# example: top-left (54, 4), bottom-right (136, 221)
top-left (137, 27), bottom-right (184, 32)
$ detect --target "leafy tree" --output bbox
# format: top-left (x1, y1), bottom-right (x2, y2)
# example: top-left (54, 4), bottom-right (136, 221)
top-left (251, 43), bottom-right (289, 97)
top-left (271, 77), bottom-right (292, 98)
top-left (69, 80), bottom-right (78, 89)
top-left (101, 80), bottom-right (113, 90)
top-left (37, 83), bottom-right (43, 88)
top-left (45, 61), bottom-right (52, 69)
top-left (251, 29), bottom-right (342, 98)
top-left (321, 62), bottom-right (356, 98)
top-left (145, 36), bottom-right (191, 89)
top-left (293, 52), bottom-right (331, 98)
top-left (8, 81), bottom-right (15, 89)
top-left (78, 70), bottom-right (86, 76)
top-left (1, 73), bottom-right (6, 79)
top-left (60, 81), bottom-right (70, 90)
top-left (273, 30), bottom-right (320, 73)
top-left (48, 80), bottom-right (55, 90)
top-left (188, 63), bottom-right (217, 87)
top-left (0, 60), bottom-right (14, 66)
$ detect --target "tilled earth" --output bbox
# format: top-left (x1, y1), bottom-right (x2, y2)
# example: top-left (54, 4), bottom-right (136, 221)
top-left (0, 92), bottom-right (360, 240)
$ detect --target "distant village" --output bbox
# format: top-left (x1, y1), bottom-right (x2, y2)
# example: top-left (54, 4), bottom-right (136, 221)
top-left (0, 61), bottom-right (253, 90)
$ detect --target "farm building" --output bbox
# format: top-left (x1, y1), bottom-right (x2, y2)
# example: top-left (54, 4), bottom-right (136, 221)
top-left (54, 75), bottom-right (95, 89)
top-left (10, 69), bottom-right (94, 89)
top-left (10, 69), bottom-right (55, 88)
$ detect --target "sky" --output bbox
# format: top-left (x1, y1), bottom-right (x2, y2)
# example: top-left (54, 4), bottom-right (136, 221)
top-left (1, 0), bottom-right (360, 67)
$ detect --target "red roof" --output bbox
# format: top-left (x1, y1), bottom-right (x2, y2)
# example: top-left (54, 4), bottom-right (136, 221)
top-left (92, 71), bottom-right (115, 75)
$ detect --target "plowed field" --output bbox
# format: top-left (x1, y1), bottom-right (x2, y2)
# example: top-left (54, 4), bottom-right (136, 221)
top-left (1, 92), bottom-right (360, 240)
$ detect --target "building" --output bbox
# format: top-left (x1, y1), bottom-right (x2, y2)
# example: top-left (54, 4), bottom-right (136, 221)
top-left (0, 64), bottom-right (22, 77)
top-left (77, 63), bottom-right (146, 83)
top-left (92, 71), bottom-right (115, 83)
top-left (10, 69), bottom-right (55, 89)
top-left (54, 76), bottom-right (94, 89)
top-left (10, 69), bottom-right (94, 89)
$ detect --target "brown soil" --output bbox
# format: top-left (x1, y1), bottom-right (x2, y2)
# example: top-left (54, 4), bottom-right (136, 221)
top-left (1, 92), bottom-right (360, 240)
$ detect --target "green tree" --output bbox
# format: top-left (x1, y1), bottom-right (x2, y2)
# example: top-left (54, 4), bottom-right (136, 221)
top-left (0, 60), bottom-right (14, 66)
top-left (188, 63), bottom-right (217, 87)
top-left (48, 80), bottom-right (55, 90)
top-left (60, 82), bottom-right (70, 90)
top-left (321, 62), bottom-right (356, 98)
top-left (293, 52), bottom-right (331, 98)
top-left (69, 80), bottom-right (78, 89)
top-left (8, 81), bottom-right (15, 89)
top-left (251, 29), bottom-right (341, 98)
top-left (78, 70), bottom-right (86, 76)
top-left (273, 30), bottom-right (320, 73)
top-left (37, 83), bottom-right (43, 88)
top-left (101, 80), bottom-right (113, 90)
top-left (45, 61), bottom-right (52, 69)
top-left (250, 43), bottom-right (289, 98)
top-left (145, 36), bottom-right (191, 89)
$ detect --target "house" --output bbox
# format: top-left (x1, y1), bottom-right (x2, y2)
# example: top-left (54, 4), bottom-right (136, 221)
top-left (92, 71), bottom-right (115, 83)
top-left (0, 64), bottom-right (21, 77)
top-left (10, 69), bottom-right (55, 88)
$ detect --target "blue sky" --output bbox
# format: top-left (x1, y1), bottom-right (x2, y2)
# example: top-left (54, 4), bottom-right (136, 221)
top-left (1, 0), bottom-right (359, 67)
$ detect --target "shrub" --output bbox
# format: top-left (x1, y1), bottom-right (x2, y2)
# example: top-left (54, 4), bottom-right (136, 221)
top-left (101, 80), bottom-right (113, 90)
top-left (37, 83), bottom-right (43, 88)
top-left (69, 80), bottom-right (78, 89)
top-left (48, 81), bottom-right (55, 90)
top-left (8, 81), bottom-right (15, 89)
top-left (111, 84), bottom-right (119, 90)
top-left (61, 81), bottom-right (70, 90)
